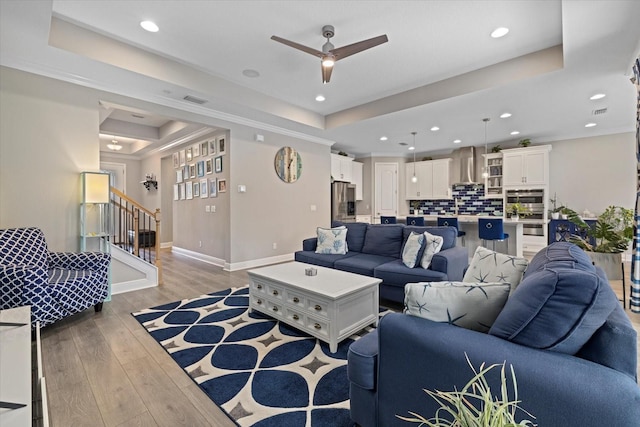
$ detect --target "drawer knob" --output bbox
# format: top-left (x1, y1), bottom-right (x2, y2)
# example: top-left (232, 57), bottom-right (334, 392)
top-left (273, 290), bottom-right (279, 296)
top-left (272, 306), bottom-right (278, 312)
top-left (293, 297), bottom-right (300, 303)
top-left (292, 314), bottom-right (299, 321)
top-left (256, 284), bottom-right (262, 289)
top-left (257, 299), bottom-right (262, 304)
top-left (314, 304), bottom-right (322, 311)
top-left (314, 323), bottom-right (321, 330)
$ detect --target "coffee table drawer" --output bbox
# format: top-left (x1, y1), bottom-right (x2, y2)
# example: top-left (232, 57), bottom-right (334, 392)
top-left (286, 291), bottom-right (306, 308)
top-left (251, 280), bottom-right (268, 295)
top-left (306, 298), bottom-right (328, 319)
top-left (285, 308), bottom-right (305, 328)
top-left (307, 317), bottom-right (329, 338)
top-left (266, 301), bottom-right (283, 318)
top-left (267, 284), bottom-right (284, 300)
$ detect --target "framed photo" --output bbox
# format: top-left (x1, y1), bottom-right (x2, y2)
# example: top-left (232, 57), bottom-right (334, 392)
top-left (217, 136), bottom-right (226, 156)
top-left (179, 183), bottom-right (185, 200)
top-left (189, 164), bottom-right (196, 179)
top-left (215, 156), bottom-right (223, 173)
top-left (193, 181), bottom-right (200, 197)
top-left (197, 160), bottom-right (205, 177)
top-left (173, 152), bottom-right (180, 169)
top-left (209, 139), bottom-right (216, 155)
top-left (176, 169), bottom-right (183, 183)
top-left (209, 178), bottom-right (217, 197)
top-left (183, 165), bottom-right (189, 181)
top-left (217, 179), bottom-right (227, 193)
top-left (186, 181), bottom-right (193, 200)
top-left (173, 184), bottom-right (179, 201)
top-left (205, 158), bottom-right (213, 174)
top-left (200, 141), bottom-right (208, 157)
top-left (179, 149), bottom-right (186, 166)
top-left (186, 147), bottom-right (193, 162)
top-left (200, 179), bottom-right (208, 198)
top-left (192, 143), bottom-right (200, 158)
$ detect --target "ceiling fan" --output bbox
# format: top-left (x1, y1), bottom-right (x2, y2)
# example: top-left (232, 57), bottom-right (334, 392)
top-left (271, 25), bottom-right (388, 84)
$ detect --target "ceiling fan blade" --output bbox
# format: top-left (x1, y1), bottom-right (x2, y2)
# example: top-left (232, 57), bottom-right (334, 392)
top-left (331, 34), bottom-right (388, 61)
top-left (271, 35), bottom-right (324, 58)
top-left (322, 63), bottom-right (333, 84)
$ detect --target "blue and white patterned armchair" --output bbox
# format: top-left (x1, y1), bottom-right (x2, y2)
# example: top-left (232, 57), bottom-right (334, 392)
top-left (0, 227), bottom-right (111, 327)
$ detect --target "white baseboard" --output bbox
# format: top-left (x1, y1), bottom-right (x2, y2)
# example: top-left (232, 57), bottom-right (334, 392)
top-left (171, 246), bottom-right (294, 271)
top-left (112, 278), bottom-right (157, 295)
top-left (160, 241), bottom-right (172, 249)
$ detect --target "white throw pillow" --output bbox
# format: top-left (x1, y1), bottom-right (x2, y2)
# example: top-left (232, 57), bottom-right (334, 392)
top-left (402, 231), bottom-right (425, 268)
top-left (420, 231), bottom-right (443, 269)
top-left (404, 281), bottom-right (511, 332)
top-left (315, 226), bottom-right (348, 255)
top-left (462, 246), bottom-right (529, 294)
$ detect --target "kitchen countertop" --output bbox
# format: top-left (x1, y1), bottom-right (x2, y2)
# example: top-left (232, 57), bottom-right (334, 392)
top-left (399, 214), bottom-right (547, 224)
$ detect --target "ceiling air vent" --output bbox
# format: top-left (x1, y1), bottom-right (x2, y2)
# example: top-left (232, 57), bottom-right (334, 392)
top-left (592, 107), bottom-right (608, 116)
top-left (131, 114), bottom-right (145, 119)
top-left (183, 95), bottom-right (207, 105)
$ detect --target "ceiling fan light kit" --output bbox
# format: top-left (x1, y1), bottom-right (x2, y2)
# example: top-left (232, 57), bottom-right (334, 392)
top-left (271, 25), bottom-right (388, 83)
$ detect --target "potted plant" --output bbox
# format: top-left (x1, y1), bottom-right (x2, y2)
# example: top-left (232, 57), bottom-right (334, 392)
top-left (566, 205), bottom-right (634, 280)
top-left (518, 138), bottom-right (531, 147)
top-left (507, 202), bottom-right (531, 221)
top-left (548, 193), bottom-right (563, 219)
top-left (398, 355), bottom-right (535, 427)
top-left (410, 200), bottom-right (422, 215)
top-left (491, 145), bottom-right (502, 153)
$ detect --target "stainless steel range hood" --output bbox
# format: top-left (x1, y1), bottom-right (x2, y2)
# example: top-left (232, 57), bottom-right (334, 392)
top-left (451, 146), bottom-right (478, 184)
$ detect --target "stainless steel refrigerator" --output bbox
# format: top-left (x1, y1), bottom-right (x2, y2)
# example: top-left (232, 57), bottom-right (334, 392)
top-left (331, 182), bottom-right (356, 222)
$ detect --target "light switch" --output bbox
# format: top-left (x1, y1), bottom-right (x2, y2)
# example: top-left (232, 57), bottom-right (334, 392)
top-left (212, 205), bottom-right (216, 213)
top-left (310, 205), bottom-right (317, 211)
top-left (238, 185), bottom-right (247, 193)
top-left (205, 205), bottom-right (211, 212)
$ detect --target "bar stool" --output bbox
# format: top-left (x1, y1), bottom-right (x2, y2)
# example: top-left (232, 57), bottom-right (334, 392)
top-left (437, 217), bottom-right (466, 245)
top-left (478, 218), bottom-right (509, 252)
top-left (406, 216), bottom-right (425, 226)
top-left (380, 216), bottom-right (397, 224)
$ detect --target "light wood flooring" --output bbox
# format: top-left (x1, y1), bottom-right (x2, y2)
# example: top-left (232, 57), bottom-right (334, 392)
top-left (41, 251), bottom-right (640, 427)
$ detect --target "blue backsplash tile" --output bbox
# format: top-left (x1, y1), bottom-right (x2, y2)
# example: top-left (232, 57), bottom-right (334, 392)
top-left (410, 184), bottom-right (503, 215)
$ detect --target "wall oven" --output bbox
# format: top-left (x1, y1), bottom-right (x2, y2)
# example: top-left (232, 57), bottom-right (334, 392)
top-left (505, 189), bottom-right (545, 236)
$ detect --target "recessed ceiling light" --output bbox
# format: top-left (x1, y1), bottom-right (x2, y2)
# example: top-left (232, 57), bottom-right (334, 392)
top-left (500, 112), bottom-right (512, 118)
top-left (430, 126), bottom-right (440, 131)
top-left (453, 139), bottom-right (461, 144)
top-left (315, 95), bottom-right (325, 102)
top-left (408, 146), bottom-right (415, 151)
top-left (140, 20), bottom-right (159, 32)
top-left (590, 93), bottom-right (606, 100)
top-left (242, 69), bottom-right (260, 78)
top-left (510, 131), bottom-right (520, 135)
top-left (585, 122), bottom-right (597, 128)
top-left (491, 27), bottom-right (509, 38)
top-left (380, 136), bottom-right (388, 141)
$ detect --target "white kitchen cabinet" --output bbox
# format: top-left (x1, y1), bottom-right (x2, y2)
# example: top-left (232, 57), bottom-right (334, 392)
top-left (482, 153), bottom-right (504, 198)
top-left (331, 153), bottom-right (353, 182)
top-left (502, 145), bottom-right (551, 187)
top-left (351, 161), bottom-right (363, 200)
top-left (405, 158), bottom-right (451, 200)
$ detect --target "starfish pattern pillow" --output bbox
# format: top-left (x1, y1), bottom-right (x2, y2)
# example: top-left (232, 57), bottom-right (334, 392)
top-left (404, 281), bottom-right (511, 332)
top-left (462, 246), bottom-right (529, 294)
top-left (315, 226), bottom-right (348, 255)
top-left (420, 231), bottom-right (443, 269)
top-left (402, 231), bottom-right (425, 268)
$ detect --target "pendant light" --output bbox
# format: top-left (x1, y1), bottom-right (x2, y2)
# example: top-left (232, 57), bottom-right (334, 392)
top-left (411, 131), bottom-right (418, 183)
top-left (107, 139), bottom-right (123, 151)
top-left (481, 118), bottom-right (490, 178)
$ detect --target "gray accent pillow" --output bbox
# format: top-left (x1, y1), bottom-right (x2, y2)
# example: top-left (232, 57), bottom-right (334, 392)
top-left (462, 246), bottom-right (528, 294)
top-left (404, 281), bottom-right (511, 332)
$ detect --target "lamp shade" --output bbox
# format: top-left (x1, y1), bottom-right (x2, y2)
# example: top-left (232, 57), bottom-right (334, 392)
top-left (82, 172), bottom-right (110, 204)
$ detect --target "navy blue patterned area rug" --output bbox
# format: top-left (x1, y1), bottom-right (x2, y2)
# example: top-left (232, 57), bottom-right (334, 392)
top-left (132, 286), bottom-right (379, 427)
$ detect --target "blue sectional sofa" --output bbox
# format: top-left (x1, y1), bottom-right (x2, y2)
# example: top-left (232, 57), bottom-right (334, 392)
top-left (347, 242), bottom-right (640, 426)
top-left (294, 222), bottom-right (469, 303)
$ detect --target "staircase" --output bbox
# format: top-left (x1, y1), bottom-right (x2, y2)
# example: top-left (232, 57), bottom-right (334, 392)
top-left (110, 187), bottom-right (163, 285)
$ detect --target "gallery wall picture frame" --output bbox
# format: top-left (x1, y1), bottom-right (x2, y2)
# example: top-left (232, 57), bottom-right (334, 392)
top-left (217, 136), bottom-right (226, 156)
top-left (217, 179), bottom-right (227, 193)
top-left (183, 165), bottom-right (189, 181)
top-left (176, 170), bottom-right (183, 183)
top-left (179, 150), bottom-right (186, 166)
top-left (209, 178), bottom-right (217, 197)
top-left (193, 181), bottom-right (200, 197)
top-left (173, 184), bottom-right (179, 201)
top-left (200, 179), bottom-right (208, 198)
top-left (201, 141), bottom-right (208, 157)
top-left (173, 152), bottom-right (180, 169)
top-left (186, 181), bottom-right (193, 200)
top-left (209, 139), bottom-right (216, 155)
top-left (205, 158), bottom-right (213, 174)
top-left (186, 147), bottom-right (193, 162)
top-left (197, 160), bottom-right (205, 177)
top-left (193, 143), bottom-right (200, 158)
top-left (189, 164), bottom-right (196, 178)
top-left (215, 156), bottom-right (223, 173)
top-left (179, 183), bottom-right (185, 200)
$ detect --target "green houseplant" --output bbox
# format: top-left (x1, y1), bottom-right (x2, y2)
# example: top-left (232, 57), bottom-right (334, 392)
top-left (507, 202), bottom-right (530, 220)
top-left (548, 193), bottom-right (564, 219)
top-left (397, 355), bottom-right (535, 427)
top-left (411, 200), bottom-right (422, 215)
top-left (518, 139), bottom-right (531, 147)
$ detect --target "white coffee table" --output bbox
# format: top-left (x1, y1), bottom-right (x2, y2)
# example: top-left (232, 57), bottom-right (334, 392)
top-left (247, 262), bottom-right (381, 353)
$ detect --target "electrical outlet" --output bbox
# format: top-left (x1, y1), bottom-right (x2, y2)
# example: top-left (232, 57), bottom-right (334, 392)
top-left (310, 204), bottom-right (317, 211)
top-left (272, 242), bottom-right (277, 250)
top-left (212, 205), bottom-right (216, 213)
top-left (205, 205), bottom-right (210, 212)
top-left (199, 240), bottom-right (202, 247)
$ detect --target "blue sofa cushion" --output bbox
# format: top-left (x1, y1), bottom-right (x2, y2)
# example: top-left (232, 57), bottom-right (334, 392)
top-left (361, 224), bottom-right (404, 258)
top-left (332, 221), bottom-right (368, 253)
top-left (374, 260), bottom-right (448, 286)
top-left (347, 331), bottom-right (378, 390)
top-left (489, 266), bottom-right (618, 354)
top-left (525, 241), bottom-right (595, 277)
top-left (334, 253), bottom-right (397, 277)
top-left (294, 250), bottom-right (358, 269)
top-left (403, 226), bottom-right (456, 250)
